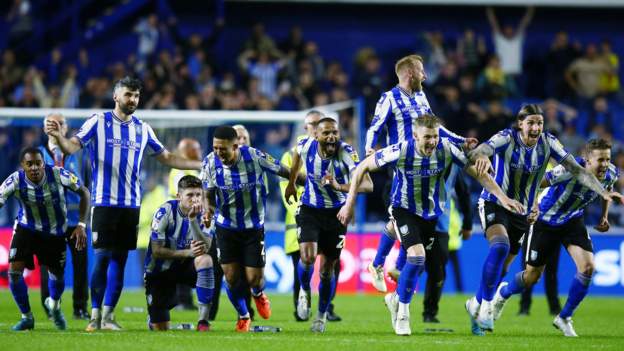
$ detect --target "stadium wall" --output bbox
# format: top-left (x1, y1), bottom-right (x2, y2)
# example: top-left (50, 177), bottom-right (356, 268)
top-left (2, 227), bottom-right (624, 296)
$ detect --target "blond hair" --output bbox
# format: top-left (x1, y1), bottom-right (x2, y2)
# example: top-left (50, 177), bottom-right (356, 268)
top-left (414, 114), bottom-right (441, 129)
top-left (395, 54), bottom-right (424, 76)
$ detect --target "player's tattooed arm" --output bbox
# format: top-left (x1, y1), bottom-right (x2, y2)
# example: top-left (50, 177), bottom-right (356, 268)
top-left (561, 156), bottom-right (612, 201)
top-left (467, 143), bottom-right (494, 177)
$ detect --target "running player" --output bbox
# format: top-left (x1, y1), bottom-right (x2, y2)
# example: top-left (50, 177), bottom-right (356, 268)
top-left (338, 115), bottom-right (522, 336)
top-left (284, 116), bottom-right (372, 332)
top-left (201, 125), bottom-right (304, 332)
top-left (465, 104), bottom-right (623, 335)
top-left (1, 147), bottom-right (90, 331)
top-left (491, 138), bottom-right (623, 336)
top-left (145, 175), bottom-right (215, 332)
top-left (45, 76), bottom-right (202, 331)
top-left (365, 54), bottom-right (476, 293)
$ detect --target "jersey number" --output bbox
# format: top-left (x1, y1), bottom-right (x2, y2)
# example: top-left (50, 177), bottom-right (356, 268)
top-left (336, 235), bottom-right (346, 249)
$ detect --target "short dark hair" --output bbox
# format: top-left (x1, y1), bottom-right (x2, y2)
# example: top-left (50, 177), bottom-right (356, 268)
top-left (317, 116), bottom-right (338, 125)
top-left (178, 175), bottom-right (202, 191)
top-left (114, 76), bottom-right (142, 92)
top-left (414, 114), bottom-right (441, 129)
top-left (585, 138), bottom-right (612, 154)
top-left (20, 147), bottom-right (43, 162)
top-left (213, 125), bottom-right (238, 141)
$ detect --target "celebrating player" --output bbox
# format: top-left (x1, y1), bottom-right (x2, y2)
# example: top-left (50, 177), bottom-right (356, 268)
top-left (144, 175), bottom-right (215, 332)
top-left (466, 104), bottom-right (623, 335)
top-left (201, 125), bottom-right (303, 332)
top-left (338, 115), bottom-right (522, 336)
top-left (491, 139), bottom-right (623, 336)
top-left (284, 116), bottom-right (372, 332)
top-left (365, 54), bottom-right (476, 293)
top-left (45, 76), bottom-right (202, 331)
top-left (1, 147), bottom-right (90, 331)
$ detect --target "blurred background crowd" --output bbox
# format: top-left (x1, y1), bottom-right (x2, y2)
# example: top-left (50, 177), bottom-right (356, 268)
top-left (0, 0), bottom-right (623, 226)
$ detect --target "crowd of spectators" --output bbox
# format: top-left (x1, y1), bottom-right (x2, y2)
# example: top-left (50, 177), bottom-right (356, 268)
top-left (0, 5), bottom-right (623, 225)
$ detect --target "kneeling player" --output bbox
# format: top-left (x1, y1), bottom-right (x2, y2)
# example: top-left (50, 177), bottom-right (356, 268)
top-left (284, 116), bottom-right (373, 332)
top-left (0, 147), bottom-right (89, 331)
top-left (491, 139), bottom-right (624, 337)
top-left (145, 175), bottom-right (215, 331)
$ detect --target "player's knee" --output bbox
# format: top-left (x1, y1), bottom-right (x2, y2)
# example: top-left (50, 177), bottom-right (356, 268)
top-left (195, 254), bottom-right (213, 269)
top-left (247, 274), bottom-right (263, 288)
top-left (300, 254), bottom-right (315, 266)
top-left (489, 234), bottom-right (510, 254)
top-left (580, 262), bottom-right (595, 277)
top-left (524, 270), bottom-right (541, 286)
top-left (8, 269), bottom-right (23, 284)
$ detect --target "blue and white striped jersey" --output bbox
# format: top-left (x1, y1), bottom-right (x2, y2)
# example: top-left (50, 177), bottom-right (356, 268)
top-left (374, 137), bottom-right (468, 219)
top-left (75, 111), bottom-right (165, 208)
top-left (0, 165), bottom-right (82, 236)
top-left (144, 200), bottom-right (212, 275)
top-left (296, 137), bottom-right (359, 209)
top-left (39, 145), bottom-right (83, 226)
top-left (201, 145), bottom-right (281, 230)
top-left (539, 158), bottom-right (619, 225)
top-left (365, 86), bottom-right (465, 150)
top-left (480, 129), bottom-right (570, 216)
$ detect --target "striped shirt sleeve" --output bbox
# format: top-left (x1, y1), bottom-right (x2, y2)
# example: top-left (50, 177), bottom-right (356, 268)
top-left (150, 204), bottom-right (170, 242)
top-left (145, 123), bottom-right (165, 155)
top-left (485, 129), bottom-right (512, 153)
top-left (365, 93), bottom-right (392, 150)
top-left (57, 167), bottom-right (82, 192)
top-left (253, 148), bottom-right (281, 174)
top-left (341, 143), bottom-right (360, 172)
top-left (0, 172), bottom-right (17, 206)
top-left (444, 139), bottom-right (468, 168)
top-left (75, 114), bottom-right (99, 146)
top-left (544, 165), bottom-right (572, 186)
top-left (545, 133), bottom-right (570, 163)
top-left (374, 142), bottom-right (404, 168)
top-left (200, 155), bottom-right (215, 190)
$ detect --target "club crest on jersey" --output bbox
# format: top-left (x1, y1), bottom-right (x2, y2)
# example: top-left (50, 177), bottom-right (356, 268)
top-left (9, 248), bottom-right (16, 259)
top-left (399, 225), bottom-right (409, 236)
top-left (530, 250), bottom-right (538, 261)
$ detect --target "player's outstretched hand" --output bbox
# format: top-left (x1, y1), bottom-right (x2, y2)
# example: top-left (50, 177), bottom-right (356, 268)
top-left (474, 157), bottom-right (493, 177)
top-left (464, 137), bottom-right (479, 150)
top-left (606, 191), bottom-right (624, 205)
top-left (336, 204), bottom-right (353, 226)
top-left (285, 183), bottom-right (298, 205)
top-left (365, 148), bottom-right (375, 157)
top-left (202, 209), bottom-right (213, 227)
top-left (594, 217), bottom-right (610, 232)
top-left (500, 197), bottom-right (525, 215)
top-left (190, 240), bottom-right (207, 257)
top-left (44, 119), bottom-right (62, 138)
top-left (322, 174), bottom-right (340, 191)
top-left (71, 226), bottom-right (87, 251)
top-left (527, 206), bottom-right (540, 225)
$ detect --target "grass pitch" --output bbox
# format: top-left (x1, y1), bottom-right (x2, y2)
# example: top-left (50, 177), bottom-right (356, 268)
top-left (0, 289), bottom-right (622, 351)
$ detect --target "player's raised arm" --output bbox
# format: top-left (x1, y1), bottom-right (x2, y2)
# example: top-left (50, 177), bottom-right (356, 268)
top-left (156, 149), bottom-right (202, 170)
top-left (45, 118), bottom-right (83, 154)
top-left (465, 164), bottom-right (525, 214)
top-left (560, 156), bottom-right (623, 204)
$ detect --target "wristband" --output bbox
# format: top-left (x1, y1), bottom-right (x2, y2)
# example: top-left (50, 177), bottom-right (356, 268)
top-left (77, 222), bottom-right (87, 229)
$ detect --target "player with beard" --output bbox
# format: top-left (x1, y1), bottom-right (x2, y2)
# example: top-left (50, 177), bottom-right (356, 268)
top-left (465, 105), bottom-right (624, 335)
top-left (490, 139), bottom-right (623, 337)
top-left (365, 54), bottom-right (477, 294)
top-left (284, 117), bottom-right (373, 333)
top-left (45, 76), bottom-right (202, 331)
top-left (338, 114), bottom-right (522, 336)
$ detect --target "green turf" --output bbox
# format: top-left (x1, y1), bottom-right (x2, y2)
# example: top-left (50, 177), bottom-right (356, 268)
top-left (0, 289), bottom-right (623, 350)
